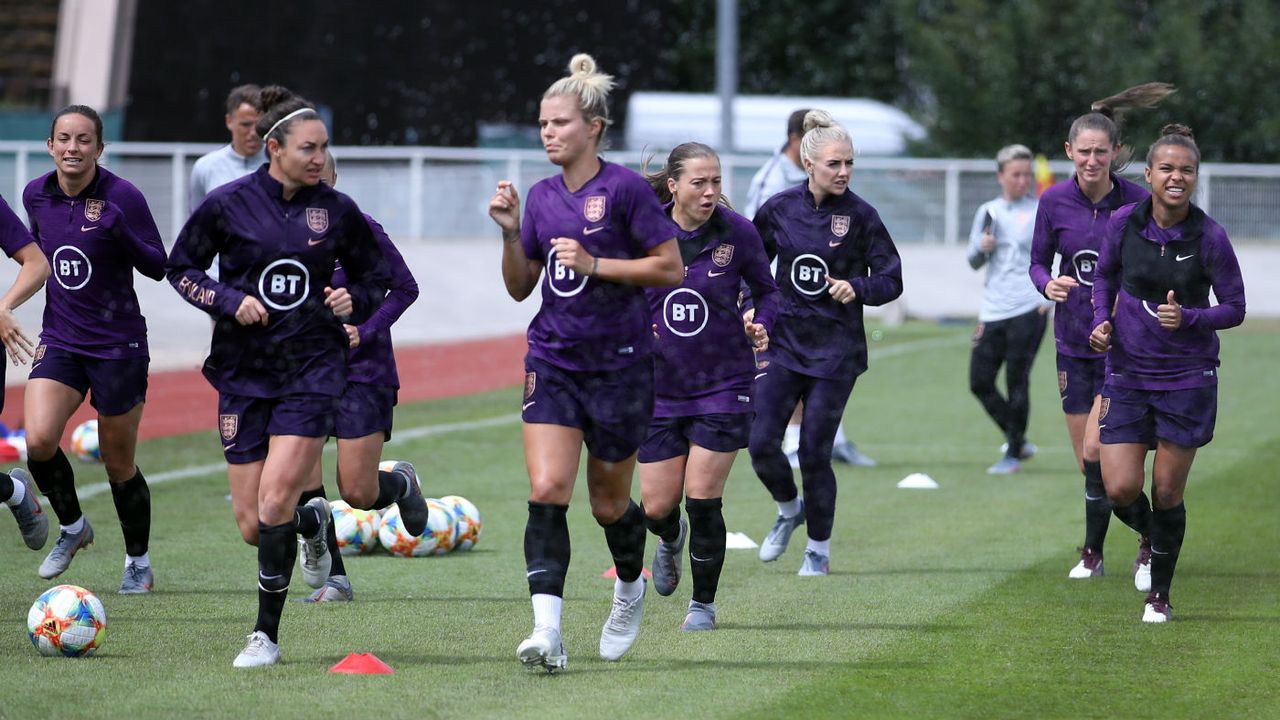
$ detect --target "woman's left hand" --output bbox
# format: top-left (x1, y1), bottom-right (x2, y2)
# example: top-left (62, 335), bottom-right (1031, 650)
top-left (344, 324), bottom-right (360, 349)
top-left (549, 237), bottom-right (594, 277)
top-left (0, 308), bottom-right (35, 365)
top-left (324, 286), bottom-right (353, 319)
top-left (825, 276), bottom-right (857, 304)
top-left (745, 320), bottom-right (769, 352)
top-left (1157, 290), bottom-right (1182, 330)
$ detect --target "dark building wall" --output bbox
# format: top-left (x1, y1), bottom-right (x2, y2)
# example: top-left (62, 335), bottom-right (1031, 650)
top-left (124, 0), bottom-right (675, 145)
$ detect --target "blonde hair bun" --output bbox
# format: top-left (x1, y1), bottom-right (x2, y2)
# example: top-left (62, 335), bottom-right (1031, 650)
top-left (803, 109), bottom-right (837, 133)
top-left (569, 53), bottom-right (597, 77)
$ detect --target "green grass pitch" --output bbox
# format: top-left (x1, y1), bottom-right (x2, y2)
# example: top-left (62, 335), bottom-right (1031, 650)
top-left (1, 319), bottom-right (1276, 719)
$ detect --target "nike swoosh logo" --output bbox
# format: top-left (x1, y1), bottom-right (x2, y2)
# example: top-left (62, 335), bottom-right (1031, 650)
top-left (829, 240), bottom-right (843, 247)
top-left (1097, 424), bottom-right (1106, 429)
top-left (522, 401), bottom-right (536, 411)
top-left (690, 554), bottom-right (713, 562)
top-left (583, 226), bottom-right (605, 235)
top-left (1084, 494), bottom-right (1106, 501)
top-left (81, 225), bottom-right (98, 232)
top-left (1175, 253), bottom-right (1195, 262)
top-left (307, 237), bottom-right (327, 246)
top-left (30, 363), bottom-right (41, 371)
top-left (224, 442), bottom-right (237, 450)
top-left (754, 372), bottom-right (768, 380)
top-left (707, 270), bottom-right (727, 277)
top-left (526, 569), bottom-right (547, 577)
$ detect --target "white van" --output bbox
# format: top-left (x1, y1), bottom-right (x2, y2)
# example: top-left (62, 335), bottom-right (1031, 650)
top-left (624, 92), bottom-right (926, 155)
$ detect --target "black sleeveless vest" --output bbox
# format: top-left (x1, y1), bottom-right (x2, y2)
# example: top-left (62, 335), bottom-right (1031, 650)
top-left (1119, 198), bottom-right (1211, 306)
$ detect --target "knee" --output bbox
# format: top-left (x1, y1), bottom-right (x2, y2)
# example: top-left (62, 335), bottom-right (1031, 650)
top-left (237, 518), bottom-right (260, 546)
top-left (590, 496), bottom-right (628, 525)
top-left (24, 434), bottom-right (59, 462)
top-left (642, 498), bottom-right (677, 521)
top-left (103, 459), bottom-right (136, 484)
top-left (969, 375), bottom-right (994, 396)
top-left (341, 484), bottom-right (377, 510)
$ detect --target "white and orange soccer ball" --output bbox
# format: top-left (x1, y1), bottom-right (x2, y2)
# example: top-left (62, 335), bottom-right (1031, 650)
top-left (70, 420), bottom-right (101, 463)
top-left (27, 584), bottom-right (107, 657)
top-left (330, 501), bottom-right (379, 556)
top-left (438, 495), bottom-right (482, 552)
top-left (423, 499), bottom-right (459, 555)
top-left (376, 504), bottom-right (432, 558)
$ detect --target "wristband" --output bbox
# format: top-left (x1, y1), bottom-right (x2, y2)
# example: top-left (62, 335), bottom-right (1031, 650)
top-left (590, 257), bottom-right (599, 277)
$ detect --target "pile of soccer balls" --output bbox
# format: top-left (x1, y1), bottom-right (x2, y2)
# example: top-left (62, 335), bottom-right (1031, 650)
top-left (330, 461), bottom-right (482, 558)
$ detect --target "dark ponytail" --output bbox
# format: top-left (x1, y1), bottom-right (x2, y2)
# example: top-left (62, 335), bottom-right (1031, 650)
top-left (1068, 82), bottom-right (1176, 173)
top-left (1146, 123), bottom-right (1200, 167)
top-left (643, 142), bottom-right (729, 208)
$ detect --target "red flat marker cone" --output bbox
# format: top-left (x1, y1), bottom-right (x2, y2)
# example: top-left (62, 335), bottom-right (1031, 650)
top-left (329, 652), bottom-right (395, 674)
top-left (600, 565), bottom-right (652, 579)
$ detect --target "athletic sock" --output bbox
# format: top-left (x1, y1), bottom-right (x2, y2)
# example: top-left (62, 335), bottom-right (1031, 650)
top-left (293, 489), bottom-right (324, 538)
top-left (644, 504), bottom-right (682, 544)
top-left (1082, 460), bottom-right (1111, 552)
top-left (372, 470), bottom-right (409, 510)
top-left (806, 538), bottom-right (831, 556)
top-left (531, 593), bottom-right (563, 632)
top-left (1149, 502), bottom-right (1186, 596)
top-left (62, 517), bottom-right (84, 534)
top-left (685, 497), bottom-right (725, 604)
top-left (109, 468), bottom-right (151, 557)
top-left (776, 496), bottom-right (802, 519)
top-left (524, 501), bottom-right (570, 597)
top-left (833, 423), bottom-right (849, 445)
top-left (614, 576), bottom-right (644, 601)
top-left (126, 552), bottom-right (151, 568)
top-left (255, 522), bottom-right (296, 644)
top-left (28, 449), bottom-right (80, 526)
top-left (0, 471), bottom-right (14, 505)
top-left (782, 424), bottom-right (801, 454)
top-left (600, 500), bottom-right (646, 584)
top-left (1112, 491), bottom-right (1153, 537)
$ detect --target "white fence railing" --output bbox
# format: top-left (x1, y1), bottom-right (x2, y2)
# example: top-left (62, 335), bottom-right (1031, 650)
top-left (3, 141), bottom-right (1279, 246)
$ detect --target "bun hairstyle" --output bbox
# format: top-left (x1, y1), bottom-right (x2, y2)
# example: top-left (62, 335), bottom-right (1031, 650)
top-left (1068, 82), bottom-right (1176, 172)
top-left (1146, 123), bottom-right (1200, 167)
top-left (543, 53), bottom-right (615, 146)
top-left (255, 85), bottom-right (319, 147)
top-left (643, 141), bottom-right (728, 207)
top-left (799, 109), bottom-right (853, 166)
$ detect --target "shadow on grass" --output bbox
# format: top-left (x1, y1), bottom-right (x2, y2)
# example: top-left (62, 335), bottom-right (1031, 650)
top-left (726, 621), bottom-right (964, 632)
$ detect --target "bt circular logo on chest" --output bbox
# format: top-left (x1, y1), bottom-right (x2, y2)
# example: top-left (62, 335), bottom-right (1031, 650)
top-left (1072, 249), bottom-right (1099, 286)
top-left (258, 259), bottom-right (311, 311)
top-left (662, 288), bottom-right (709, 337)
top-left (52, 246), bottom-right (92, 290)
top-left (790, 253), bottom-right (830, 296)
top-left (546, 249), bottom-right (588, 298)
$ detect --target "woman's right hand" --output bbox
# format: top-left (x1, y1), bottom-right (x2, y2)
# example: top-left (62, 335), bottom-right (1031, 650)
top-left (235, 296), bottom-right (269, 326)
top-left (1089, 320), bottom-right (1112, 353)
top-left (1045, 275), bottom-right (1079, 303)
top-left (0, 308), bottom-right (35, 365)
top-left (489, 181), bottom-right (521, 236)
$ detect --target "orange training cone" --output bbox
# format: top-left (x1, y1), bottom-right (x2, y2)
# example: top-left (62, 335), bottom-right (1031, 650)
top-left (329, 652), bottom-right (395, 674)
top-left (600, 565), bottom-right (652, 579)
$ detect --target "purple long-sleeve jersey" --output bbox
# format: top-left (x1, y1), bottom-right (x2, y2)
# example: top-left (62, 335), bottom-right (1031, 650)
top-left (753, 183), bottom-right (903, 380)
top-left (0, 193), bottom-right (35, 258)
top-left (165, 166), bottom-right (389, 398)
top-left (1030, 174), bottom-right (1148, 358)
top-left (1092, 199), bottom-right (1245, 390)
top-left (520, 160), bottom-right (677, 371)
top-left (646, 204), bottom-right (779, 417)
top-left (23, 167), bottom-right (165, 358)
top-left (330, 214), bottom-right (418, 388)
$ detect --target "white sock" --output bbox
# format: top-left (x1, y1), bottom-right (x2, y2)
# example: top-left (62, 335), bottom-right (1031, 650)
top-left (806, 538), bottom-right (830, 556)
top-left (783, 424), bottom-right (801, 454)
top-left (4, 475), bottom-right (25, 506)
top-left (62, 517), bottom-right (85, 535)
top-left (833, 423), bottom-right (849, 445)
top-left (531, 593), bottom-right (562, 632)
top-left (127, 552), bottom-right (150, 569)
top-left (614, 576), bottom-right (644, 601)
top-left (776, 497), bottom-right (802, 519)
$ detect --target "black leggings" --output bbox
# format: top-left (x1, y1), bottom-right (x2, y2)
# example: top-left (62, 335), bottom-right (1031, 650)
top-left (969, 308), bottom-right (1047, 457)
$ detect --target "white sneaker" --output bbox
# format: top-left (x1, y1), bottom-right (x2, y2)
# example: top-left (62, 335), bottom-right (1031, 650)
top-left (599, 580), bottom-right (646, 661)
top-left (1142, 592), bottom-right (1172, 623)
top-left (517, 625), bottom-right (567, 673)
top-left (233, 631), bottom-right (280, 668)
top-left (1133, 537), bottom-right (1152, 592)
top-left (298, 497), bottom-right (332, 589)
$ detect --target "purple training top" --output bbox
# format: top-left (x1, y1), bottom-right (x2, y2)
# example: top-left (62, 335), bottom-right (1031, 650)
top-left (1092, 198), bottom-right (1245, 390)
top-left (330, 213), bottom-right (418, 389)
top-left (0, 193), bottom-right (35, 258)
top-left (23, 167), bottom-right (166, 359)
top-left (166, 166), bottom-right (389, 398)
top-left (520, 160), bottom-right (677, 372)
top-left (1030, 174), bottom-right (1148, 359)
top-left (753, 183), bottom-right (903, 380)
top-left (646, 204), bottom-right (779, 417)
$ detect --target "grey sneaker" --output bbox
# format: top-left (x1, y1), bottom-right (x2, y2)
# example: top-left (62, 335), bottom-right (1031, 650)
top-left (391, 462), bottom-right (428, 537)
top-left (38, 518), bottom-right (94, 579)
top-left (298, 497), bottom-right (332, 589)
top-left (119, 562), bottom-right (154, 594)
top-left (680, 600), bottom-right (717, 632)
top-left (599, 580), bottom-right (646, 661)
top-left (832, 440), bottom-right (877, 467)
top-left (651, 518), bottom-right (687, 596)
top-left (7, 469), bottom-right (48, 550)
top-left (1001, 441), bottom-right (1037, 460)
top-left (759, 502), bottom-right (805, 562)
top-left (233, 631), bottom-right (280, 668)
top-left (798, 549), bottom-right (830, 576)
top-left (986, 456), bottom-right (1021, 475)
top-left (517, 625), bottom-right (567, 673)
top-left (302, 574), bottom-right (354, 603)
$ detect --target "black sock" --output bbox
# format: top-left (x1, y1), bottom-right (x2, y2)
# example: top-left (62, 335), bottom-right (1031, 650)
top-left (28, 449), bottom-right (80, 526)
top-left (109, 468), bottom-right (151, 557)
top-left (255, 522), bottom-right (296, 644)
top-left (600, 501), bottom-right (646, 583)
top-left (371, 470), bottom-right (408, 510)
top-left (1112, 491), bottom-right (1153, 537)
top-left (1149, 502), bottom-right (1186, 596)
top-left (686, 497), bottom-right (726, 604)
top-left (644, 504), bottom-right (682, 544)
top-left (1082, 460), bottom-right (1111, 553)
top-left (298, 487), bottom-right (344, 576)
top-left (293, 488), bottom-right (324, 538)
top-left (524, 501), bottom-right (570, 597)
top-left (0, 471), bottom-right (13, 503)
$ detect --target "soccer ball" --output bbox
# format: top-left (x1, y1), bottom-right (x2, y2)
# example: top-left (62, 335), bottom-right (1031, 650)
top-left (330, 501), bottom-right (379, 556)
top-left (27, 584), bottom-right (107, 657)
top-left (70, 420), bottom-right (101, 462)
top-left (377, 504), bottom-right (432, 558)
top-left (439, 495), bottom-right (482, 552)
top-left (378, 459), bottom-right (421, 490)
top-left (424, 499), bottom-right (459, 555)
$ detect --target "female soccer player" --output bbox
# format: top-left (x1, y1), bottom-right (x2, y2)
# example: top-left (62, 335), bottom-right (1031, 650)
top-left (638, 142), bottom-right (778, 631)
top-left (302, 150), bottom-right (422, 604)
top-left (967, 144), bottom-right (1049, 474)
top-left (1089, 124), bottom-right (1245, 622)
top-left (748, 110), bottom-right (903, 576)
top-left (487, 53), bottom-right (682, 671)
top-left (1030, 83), bottom-right (1173, 585)
top-left (0, 192), bottom-right (50, 550)
top-left (167, 86), bottom-right (390, 667)
top-left (22, 105), bottom-right (166, 591)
